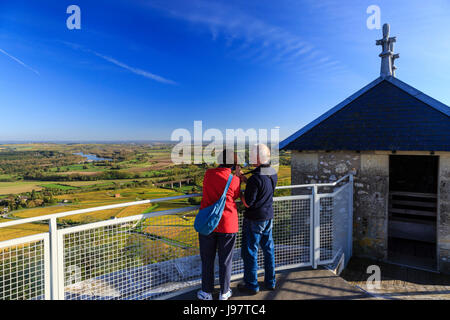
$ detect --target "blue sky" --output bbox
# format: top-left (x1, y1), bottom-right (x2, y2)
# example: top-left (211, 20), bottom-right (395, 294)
top-left (0, 0), bottom-right (449, 141)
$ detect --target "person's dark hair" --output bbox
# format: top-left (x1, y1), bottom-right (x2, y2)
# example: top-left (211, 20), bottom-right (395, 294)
top-left (217, 148), bottom-right (235, 168)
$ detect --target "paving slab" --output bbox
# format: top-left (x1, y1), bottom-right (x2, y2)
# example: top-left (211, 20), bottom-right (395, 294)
top-left (171, 267), bottom-right (372, 300)
top-left (341, 257), bottom-right (450, 300)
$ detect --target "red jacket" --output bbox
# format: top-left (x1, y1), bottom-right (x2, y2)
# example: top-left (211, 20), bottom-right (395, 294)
top-left (200, 167), bottom-right (241, 234)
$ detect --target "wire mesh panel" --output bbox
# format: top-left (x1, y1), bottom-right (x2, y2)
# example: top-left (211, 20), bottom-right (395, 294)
top-left (0, 177), bottom-right (354, 300)
top-left (231, 196), bottom-right (312, 275)
top-left (0, 234), bottom-right (49, 300)
top-left (60, 197), bottom-right (313, 300)
top-left (61, 212), bottom-right (200, 300)
top-left (317, 183), bottom-right (351, 265)
top-left (318, 196), bottom-right (334, 261)
top-left (273, 197), bottom-right (312, 267)
top-left (330, 184), bottom-right (351, 265)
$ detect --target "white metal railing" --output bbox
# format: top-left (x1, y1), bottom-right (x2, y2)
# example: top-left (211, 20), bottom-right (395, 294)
top-left (0, 175), bottom-right (353, 300)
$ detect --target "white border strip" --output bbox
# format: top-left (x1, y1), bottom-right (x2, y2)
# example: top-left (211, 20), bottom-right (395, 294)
top-left (0, 232), bottom-right (48, 249)
top-left (0, 194), bottom-right (202, 229)
top-left (276, 174), bottom-right (350, 190)
top-left (273, 195), bottom-right (311, 201)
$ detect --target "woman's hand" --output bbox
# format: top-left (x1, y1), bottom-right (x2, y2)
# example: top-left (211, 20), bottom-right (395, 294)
top-left (235, 165), bottom-right (247, 182)
top-left (240, 192), bottom-right (249, 208)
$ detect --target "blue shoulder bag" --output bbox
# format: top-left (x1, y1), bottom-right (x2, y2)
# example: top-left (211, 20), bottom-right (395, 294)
top-left (194, 174), bottom-right (233, 235)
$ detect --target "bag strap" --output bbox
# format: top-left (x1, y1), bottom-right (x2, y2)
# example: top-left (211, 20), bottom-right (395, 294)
top-left (220, 174), bottom-right (234, 198)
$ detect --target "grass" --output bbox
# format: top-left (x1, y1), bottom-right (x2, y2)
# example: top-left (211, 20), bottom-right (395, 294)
top-left (0, 178), bottom-right (160, 196)
top-left (0, 180), bottom-right (109, 195)
top-left (40, 183), bottom-right (79, 190)
top-left (177, 184), bottom-right (198, 193)
top-left (277, 165), bottom-right (291, 185)
top-left (0, 186), bottom-right (189, 241)
top-left (49, 163), bottom-right (106, 173)
top-left (0, 181), bottom-right (48, 195)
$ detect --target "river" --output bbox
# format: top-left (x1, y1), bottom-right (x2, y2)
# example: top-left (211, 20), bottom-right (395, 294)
top-left (73, 152), bottom-right (113, 162)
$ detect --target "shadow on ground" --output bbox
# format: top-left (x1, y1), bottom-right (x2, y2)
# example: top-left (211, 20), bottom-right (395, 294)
top-left (340, 257), bottom-right (450, 300)
top-left (171, 267), bottom-right (372, 300)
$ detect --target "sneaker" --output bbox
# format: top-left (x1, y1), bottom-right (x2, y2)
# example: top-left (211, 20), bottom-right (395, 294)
top-left (219, 289), bottom-right (233, 300)
top-left (237, 282), bottom-right (258, 295)
top-left (263, 284), bottom-right (275, 291)
top-left (197, 290), bottom-right (213, 300)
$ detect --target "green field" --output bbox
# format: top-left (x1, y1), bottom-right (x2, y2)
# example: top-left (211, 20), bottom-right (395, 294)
top-left (40, 183), bottom-right (79, 190)
top-left (0, 186), bottom-right (196, 241)
top-left (0, 179), bottom-right (135, 195)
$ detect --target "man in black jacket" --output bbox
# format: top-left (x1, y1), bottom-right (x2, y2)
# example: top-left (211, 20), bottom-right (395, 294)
top-left (238, 144), bottom-right (277, 295)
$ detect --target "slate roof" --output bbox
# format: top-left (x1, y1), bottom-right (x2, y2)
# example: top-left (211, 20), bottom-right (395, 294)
top-left (280, 76), bottom-right (450, 151)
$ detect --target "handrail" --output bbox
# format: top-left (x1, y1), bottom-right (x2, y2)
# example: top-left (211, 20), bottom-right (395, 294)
top-left (0, 193), bottom-right (202, 229)
top-left (276, 174), bottom-right (351, 189)
top-left (0, 175), bottom-right (352, 229)
top-left (57, 205), bottom-right (201, 235)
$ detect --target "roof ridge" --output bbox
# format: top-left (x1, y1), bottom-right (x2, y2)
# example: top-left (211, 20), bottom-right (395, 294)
top-left (385, 76), bottom-right (450, 117)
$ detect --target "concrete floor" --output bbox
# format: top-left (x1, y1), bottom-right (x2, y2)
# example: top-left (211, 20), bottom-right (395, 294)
top-left (341, 257), bottom-right (450, 300)
top-left (171, 267), bottom-right (372, 300)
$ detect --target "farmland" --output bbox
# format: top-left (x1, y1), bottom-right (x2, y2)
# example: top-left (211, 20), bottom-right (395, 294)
top-left (0, 143), bottom-right (291, 241)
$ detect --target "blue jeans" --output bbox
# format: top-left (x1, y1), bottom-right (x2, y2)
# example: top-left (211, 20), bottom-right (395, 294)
top-left (241, 218), bottom-right (275, 291)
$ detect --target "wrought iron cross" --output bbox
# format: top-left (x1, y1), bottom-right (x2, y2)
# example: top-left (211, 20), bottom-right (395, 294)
top-left (376, 23), bottom-right (399, 77)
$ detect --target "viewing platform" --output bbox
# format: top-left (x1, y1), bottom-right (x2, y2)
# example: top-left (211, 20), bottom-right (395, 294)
top-left (172, 267), bottom-right (372, 300)
top-left (0, 176), bottom-right (354, 300)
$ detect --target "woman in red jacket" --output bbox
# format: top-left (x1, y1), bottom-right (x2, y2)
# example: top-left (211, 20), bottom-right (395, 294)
top-left (197, 149), bottom-right (241, 300)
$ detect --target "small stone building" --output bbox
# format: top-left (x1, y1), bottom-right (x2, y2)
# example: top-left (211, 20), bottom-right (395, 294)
top-left (280, 25), bottom-right (450, 273)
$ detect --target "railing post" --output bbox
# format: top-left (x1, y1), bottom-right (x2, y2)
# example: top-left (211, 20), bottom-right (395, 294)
top-left (347, 174), bottom-right (354, 260)
top-left (49, 217), bottom-right (62, 300)
top-left (43, 235), bottom-right (51, 300)
top-left (312, 185), bottom-right (320, 269)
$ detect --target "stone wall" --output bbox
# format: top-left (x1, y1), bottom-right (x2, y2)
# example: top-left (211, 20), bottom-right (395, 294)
top-left (291, 151), bottom-right (389, 260)
top-left (357, 154), bottom-right (389, 259)
top-left (439, 154), bottom-right (450, 274)
top-left (292, 151), bottom-right (450, 273)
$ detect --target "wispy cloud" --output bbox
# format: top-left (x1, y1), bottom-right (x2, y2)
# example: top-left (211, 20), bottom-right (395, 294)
top-left (0, 48), bottom-right (39, 75)
top-left (147, 0), bottom-right (347, 75)
top-left (91, 52), bottom-right (177, 85)
top-left (63, 41), bottom-right (176, 85)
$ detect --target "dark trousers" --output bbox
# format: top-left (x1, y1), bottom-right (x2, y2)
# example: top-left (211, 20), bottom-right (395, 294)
top-left (199, 232), bottom-right (237, 294)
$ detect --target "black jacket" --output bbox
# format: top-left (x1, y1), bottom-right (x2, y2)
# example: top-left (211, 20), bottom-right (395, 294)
top-left (243, 165), bottom-right (278, 221)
